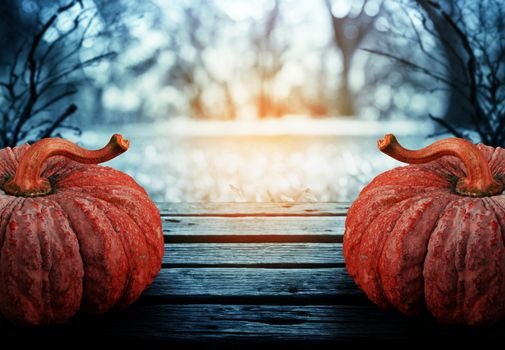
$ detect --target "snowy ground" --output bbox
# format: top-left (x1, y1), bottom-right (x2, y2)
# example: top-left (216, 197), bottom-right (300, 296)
top-left (77, 117), bottom-right (436, 202)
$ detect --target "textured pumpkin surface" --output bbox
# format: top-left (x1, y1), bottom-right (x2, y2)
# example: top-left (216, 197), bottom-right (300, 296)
top-left (0, 144), bottom-right (163, 325)
top-left (344, 144), bottom-right (505, 325)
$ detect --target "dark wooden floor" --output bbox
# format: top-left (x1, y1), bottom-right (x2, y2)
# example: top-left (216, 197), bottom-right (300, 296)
top-left (2, 202), bottom-right (505, 345)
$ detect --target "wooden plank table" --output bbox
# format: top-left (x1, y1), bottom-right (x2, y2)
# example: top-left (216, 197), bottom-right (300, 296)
top-left (2, 202), bottom-right (505, 345)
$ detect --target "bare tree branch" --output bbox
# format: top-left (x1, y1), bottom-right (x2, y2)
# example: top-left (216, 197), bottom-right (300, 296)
top-left (362, 48), bottom-right (467, 96)
top-left (438, 7), bottom-right (492, 140)
top-left (0, 0), bottom-right (116, 147)
top-left (428, 114), bottom-right (465, 138)
top-left (32, 88), bottom-right (78, 115)
top-left (378, 0), bottom-right (505, 146)
top-left (39, 104), bottom-right (78, 139)
top-left (39, 52), bottom-right (116, 95)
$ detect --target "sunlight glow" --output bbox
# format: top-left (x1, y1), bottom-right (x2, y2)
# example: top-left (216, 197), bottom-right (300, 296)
top-left (165, 116), bottom-right (433, 136)
top-left (75, 117), bottom-right (434, 202)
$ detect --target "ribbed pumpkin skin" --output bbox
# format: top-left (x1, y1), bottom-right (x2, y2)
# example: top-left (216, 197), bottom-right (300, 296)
top-left (344, 144), bottom-right (505, 325)
top-left (0, 144), bottom-right (163, 326)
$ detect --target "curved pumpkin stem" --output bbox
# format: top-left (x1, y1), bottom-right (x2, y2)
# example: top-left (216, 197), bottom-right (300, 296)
top-left (378, 134), bottom-right (503, 197)
top-left (3, 134), bottom-right (129, 197)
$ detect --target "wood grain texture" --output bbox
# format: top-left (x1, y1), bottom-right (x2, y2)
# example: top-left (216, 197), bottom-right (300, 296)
top-left (162, 243), bottom-right (344, 266)
top-left (162, 215), bottom-right (344, 243)
top-left (162, 216), bottom-right (344, 235)
top-left (164, 234), bottom-right (342, 243)
top-left (2, 304), bottom-right (505, 344)
top-left (158, 202), bottom-right (350, 217)
top-left (143, 267), bottom-right (360, 300)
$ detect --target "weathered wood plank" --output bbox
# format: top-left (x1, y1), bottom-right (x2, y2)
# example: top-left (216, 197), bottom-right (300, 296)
top-left (162, 216), bottom-right (344, 243)
top-left (163, 216), bottom-right (344, 236)
top-left (164, 234), bottom-right (341, 244)
top-left (143, 267), bottom-right (359, 300)
top-left (2, 304), bottom-right (504, 343)
top-left (163, 243), bottom-right (344, 267)
top-left (158, 202), bottom-right (350, 217)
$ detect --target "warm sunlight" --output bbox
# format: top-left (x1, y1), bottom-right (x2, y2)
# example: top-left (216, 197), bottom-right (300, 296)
top-left (80, 116), bottom-right (434, 202)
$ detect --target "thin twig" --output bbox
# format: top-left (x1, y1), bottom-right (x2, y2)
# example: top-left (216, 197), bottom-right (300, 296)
top-left (362, 48), bottom-right (467, 96)
top-left (428, 114), bottom-right (465, 138)
top-left (39, 104), bottom-right (78, 140)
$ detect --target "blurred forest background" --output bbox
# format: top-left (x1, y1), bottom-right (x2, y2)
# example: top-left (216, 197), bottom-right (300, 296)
top-left (1, 0), bottom-right (504, 201)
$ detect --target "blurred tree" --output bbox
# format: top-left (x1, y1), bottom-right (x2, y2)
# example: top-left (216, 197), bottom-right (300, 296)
top-left (367, 0), bottom-right (505, 146)
top-left (355, 2), bottom-right (438, 121)
top-left (162, 0), bottom-right (237, 120)
top-left (416, 1), bottom-right (471, 127)
top-left (250, 0), bottom-right (288, 118)
top-left (325, 0), bottom-right (383, 116)
top-left (0, 0), bottom-right (116, 147)
top-left (89, 0), bottom-right (160, 123)
top-left (0, 1), bottom-right (35, 64)
top-left (158, 0), bottom-right (294, 120)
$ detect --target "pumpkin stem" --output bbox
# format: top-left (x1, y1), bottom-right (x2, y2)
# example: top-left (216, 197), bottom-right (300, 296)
top-left (378, 134), bottom-right (503, 197)
top-left (3, 134), bottom-right (129, 197)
